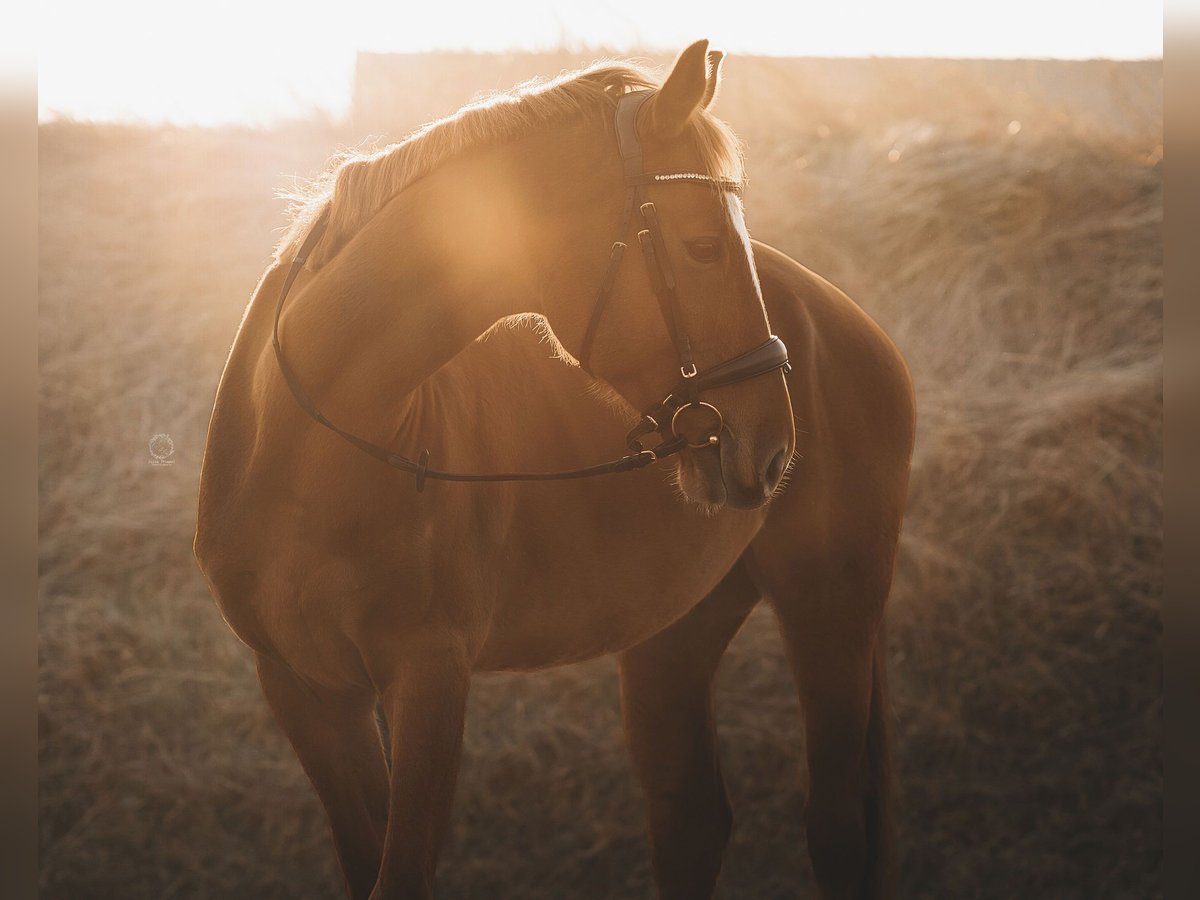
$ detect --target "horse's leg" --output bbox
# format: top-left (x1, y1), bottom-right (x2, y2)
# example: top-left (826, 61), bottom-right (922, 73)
top-left (255, 652), bottom-right (390, 900)
top-left (618, 557), bottom-right (761, 900)
top-left (752, 550), bottom-right (897, 900)
top-left (366, 634), bottom-right (471, 900)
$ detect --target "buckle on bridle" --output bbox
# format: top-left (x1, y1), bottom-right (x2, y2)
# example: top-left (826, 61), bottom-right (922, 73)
top-left (625, 414), bottom-right (660, 452)
top-left (680, 362), bottom-right (697, 379)
top-left (625, 412), bottom-right (689, 462)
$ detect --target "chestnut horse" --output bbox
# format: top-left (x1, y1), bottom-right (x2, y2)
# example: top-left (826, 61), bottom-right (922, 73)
top-left (195, 41), bottom-right (915, 900)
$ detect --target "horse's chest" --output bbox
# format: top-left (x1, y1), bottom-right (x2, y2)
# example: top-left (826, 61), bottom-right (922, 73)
top-left (466, 498), bottom-right (763, 670)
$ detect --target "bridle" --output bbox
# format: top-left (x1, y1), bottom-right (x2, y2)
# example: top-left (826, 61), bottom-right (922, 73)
top-left (271, 88), bottom-right (790, 492)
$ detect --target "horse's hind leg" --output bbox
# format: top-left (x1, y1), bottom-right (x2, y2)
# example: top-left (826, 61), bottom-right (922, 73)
top-left (750, 546), bottom-right (897, 900)
top-left (255, 652), bottom-right (390, 900)
top-left (618, 557), bottom-right (761, 900)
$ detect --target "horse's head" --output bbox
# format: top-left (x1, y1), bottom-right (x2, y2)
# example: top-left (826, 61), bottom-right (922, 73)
top-left (536, 41), bottom-right (796, 510)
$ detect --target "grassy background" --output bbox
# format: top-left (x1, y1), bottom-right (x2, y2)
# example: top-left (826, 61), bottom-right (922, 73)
top-left (39, 54), bottom-right (1161, 898)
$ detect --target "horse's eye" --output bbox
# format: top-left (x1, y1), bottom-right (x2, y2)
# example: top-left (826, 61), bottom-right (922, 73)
top-left (685, 239), bottom-right (721, 263)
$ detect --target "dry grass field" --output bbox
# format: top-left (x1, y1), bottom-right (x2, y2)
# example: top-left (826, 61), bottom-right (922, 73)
top-left (39, 54), bottom-right (1161, 898)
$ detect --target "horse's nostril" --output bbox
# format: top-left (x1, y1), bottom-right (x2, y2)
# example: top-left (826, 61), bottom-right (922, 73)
top-left (766, 447), bottom-right (789, 487)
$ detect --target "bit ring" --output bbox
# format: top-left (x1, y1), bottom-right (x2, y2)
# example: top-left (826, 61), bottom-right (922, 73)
top-left (670, 401), bottom-right (724, 449)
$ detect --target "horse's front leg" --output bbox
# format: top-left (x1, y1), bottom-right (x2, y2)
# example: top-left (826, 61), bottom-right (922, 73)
top-left (255, 652), bottom-right (389, 900)
top-left (365, 632), bottom-right (472, 900)
top-left (618, 558), bottom-right (761, 900)
top-left (751, 544), bottom-right (898, 900)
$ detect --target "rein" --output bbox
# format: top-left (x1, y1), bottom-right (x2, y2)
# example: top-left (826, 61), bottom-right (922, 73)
top-left (271, 89), bottom-right (790, 492)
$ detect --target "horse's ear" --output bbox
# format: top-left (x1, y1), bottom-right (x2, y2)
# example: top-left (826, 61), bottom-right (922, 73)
top-left (646, 39), bottom-right (710, 137)
top-left (701, 50), bottom-right (724, 108)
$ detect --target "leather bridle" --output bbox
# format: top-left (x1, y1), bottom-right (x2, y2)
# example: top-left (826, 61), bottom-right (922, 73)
top-left (271, 88), bottom-right (790, 492)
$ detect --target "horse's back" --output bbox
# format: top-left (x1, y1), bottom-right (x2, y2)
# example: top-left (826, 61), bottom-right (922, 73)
top-left (754, 240), bottom-right (913, 417)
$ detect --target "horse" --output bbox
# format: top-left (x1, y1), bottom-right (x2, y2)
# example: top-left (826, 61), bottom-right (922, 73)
top-left (195, 40), bottom-right (915, 900)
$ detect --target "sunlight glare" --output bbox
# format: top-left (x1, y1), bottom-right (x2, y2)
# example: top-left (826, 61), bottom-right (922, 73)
top-left (38, 0), bottom-right (1162, 125)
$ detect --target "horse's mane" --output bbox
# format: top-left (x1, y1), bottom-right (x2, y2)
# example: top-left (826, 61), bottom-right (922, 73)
top-left (277, 60), bottom-right (745, 272)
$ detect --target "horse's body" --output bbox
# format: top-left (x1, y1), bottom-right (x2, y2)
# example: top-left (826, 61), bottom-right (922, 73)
top-left (196, 44), bottom-right (914, 900)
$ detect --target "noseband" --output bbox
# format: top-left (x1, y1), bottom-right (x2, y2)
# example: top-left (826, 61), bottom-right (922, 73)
top-left (272, 89), bottom-right (790, 491)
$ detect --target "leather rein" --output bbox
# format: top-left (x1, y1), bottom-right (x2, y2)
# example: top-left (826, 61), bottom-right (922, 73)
top-left (271, 89), bottom-right (790, 492)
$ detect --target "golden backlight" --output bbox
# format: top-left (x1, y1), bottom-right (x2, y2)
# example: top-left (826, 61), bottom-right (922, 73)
top-left (38, 0), bottom-right (1161, 125)
top-left (36, 3), bottom-right (1164, 898)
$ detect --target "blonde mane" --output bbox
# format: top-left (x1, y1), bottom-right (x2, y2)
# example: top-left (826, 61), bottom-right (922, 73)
top-left (277, 60), bottom-right (745, 272)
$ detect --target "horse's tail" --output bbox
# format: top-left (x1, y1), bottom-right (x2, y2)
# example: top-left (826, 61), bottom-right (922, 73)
top-left (863, 624), bottom-right (898, 899)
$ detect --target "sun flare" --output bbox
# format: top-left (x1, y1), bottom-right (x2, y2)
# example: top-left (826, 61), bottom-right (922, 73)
top-left (38, 0), bottom-right (1161, 125)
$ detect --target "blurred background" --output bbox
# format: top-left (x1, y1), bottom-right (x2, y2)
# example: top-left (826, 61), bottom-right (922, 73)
top-left (38, 2), bottom-right (1162, 897)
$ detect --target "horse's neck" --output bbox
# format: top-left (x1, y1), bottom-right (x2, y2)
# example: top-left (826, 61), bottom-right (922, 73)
top-left (275, 156), bottom-right (539, 446)
top-left (269, 127), bottom-right (613, 449)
